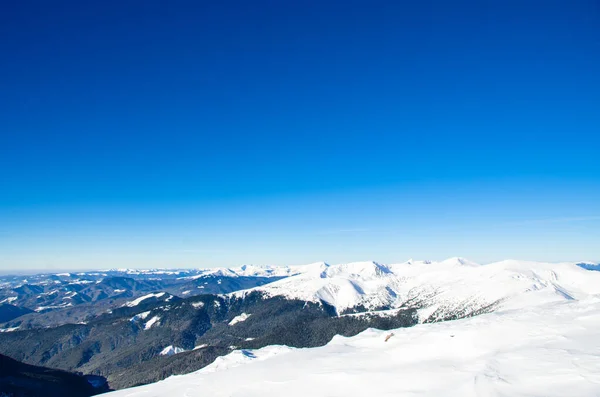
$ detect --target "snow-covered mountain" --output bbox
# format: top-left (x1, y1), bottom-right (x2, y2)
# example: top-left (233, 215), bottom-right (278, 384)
top-left (3, 260), bottom-right (596, 323)
top-left (0, 266), bottom-right (291, 329)
top-left (106, 295), bottom-right (600, 397)
top-left (233, 258), bottom-right (600, 321)
top-left (178, 264), bottom-right (299, 280)
top-left (105, 258), bottom-right (600, 397)
top-left (3, 258), bottom-right (600, 394)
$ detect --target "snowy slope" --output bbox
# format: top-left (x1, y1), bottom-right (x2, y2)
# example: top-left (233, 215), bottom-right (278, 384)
top-left (228, 313), bottom-right (250, 325)
top-left (107, 295), bottom-right (600, 397)
top-left (233, 258), bottom-right (600, 320)
top-left (124, 292), bottom-right (167, 307)
top-left (159, 346), bottom-right (187, 356)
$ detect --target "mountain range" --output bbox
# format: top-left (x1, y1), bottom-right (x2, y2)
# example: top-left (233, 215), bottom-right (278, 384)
top-left (0, 259), bottom-right (598, 395)
top-left (107, 289), bottom-right (600, 397)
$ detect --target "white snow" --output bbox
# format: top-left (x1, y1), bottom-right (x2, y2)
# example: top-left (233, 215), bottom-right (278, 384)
top-left (199, 345), bottom-right (294, 374)
top-left (106, 296), bottom-right (600, 397)
top-left (124, 292), bottom-right (166, 307)
top-left (0, 327), bottom-right (20, 333)
top-left (34, 303), bottom-right (72, 312)
top-left (228, 313), bottom-right (250, 326)
top-left (103, 259), bottom-right (600, 397)
top-left (193, 344), bottom-right (208, 350)
top-left (159, 345), bottom-right (187, 356)
top-left (191, 302), bottom-right (204, 309)
top-left (0, 296), bottom-right (17, 304)
top-left (68, 280), bottom-right (94, 285)
top-left (130, 311), bottom-right (151, 322)
top-left (143, 316), bottom-right (161, 330)
top-left (230, 264), bottom-right (299, 278)
top-left (181, 265), bottom-right (298, 280)
top-left (233, 258), bottom-right (600, 318)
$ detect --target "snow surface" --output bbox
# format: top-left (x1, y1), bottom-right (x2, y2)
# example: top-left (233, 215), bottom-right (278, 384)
top-left (130, 311), bottom-right (151, 322)
top-left (0, 296), bottom-right (17, 304)
top-left (180, 264), bottom-right (299, 280)
top-left (159, 346), bottom-right (187, 356)
top-left (34, 303), bottom-right (72, 312)
top-left (143, 316), bottom-right (160, 330)
top-left (124, 292), bottom-right (166, 307)
top-left (107, 296), bottom-right (600, 397)
top-left (0, 327), bottom-right (20, 333)
top-left (199, 345), bottom-right (294, 374)
top-left (228, 313), bottom-right (250, 326)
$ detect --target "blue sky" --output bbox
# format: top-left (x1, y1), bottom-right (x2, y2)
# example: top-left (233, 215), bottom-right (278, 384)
top-left (1, 1), bottom-right (599, 270)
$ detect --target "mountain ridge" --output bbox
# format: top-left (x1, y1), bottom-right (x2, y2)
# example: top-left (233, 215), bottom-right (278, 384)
top-left (1, 258), bottom-right (598, 392)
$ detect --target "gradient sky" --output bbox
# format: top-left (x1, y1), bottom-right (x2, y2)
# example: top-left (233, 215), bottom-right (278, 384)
top-left (1, 1), bottom-right (599, 270)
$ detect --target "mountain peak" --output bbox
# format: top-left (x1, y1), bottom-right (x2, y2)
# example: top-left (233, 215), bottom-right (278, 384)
top-left (320, 261), bottom-right (391, 279)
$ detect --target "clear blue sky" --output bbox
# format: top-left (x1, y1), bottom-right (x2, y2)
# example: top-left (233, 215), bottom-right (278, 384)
top-left (1, 1), bottom-right (599, 270)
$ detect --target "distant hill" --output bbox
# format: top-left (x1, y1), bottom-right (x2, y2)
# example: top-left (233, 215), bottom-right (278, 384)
top-left (0, 305), bottom-right (33, 323)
